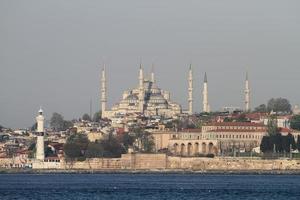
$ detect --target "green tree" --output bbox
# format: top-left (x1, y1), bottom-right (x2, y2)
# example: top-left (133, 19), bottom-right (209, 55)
top-left (140, 131), bottom-right (155, 153)
top-left (64, 133), bottom-right (89, 161)
top-left (236, 114), bottom-right (248, 122)
top-left (100, 133), bottom-right (126, 157)
top-left (267, 116), bottom-right (279, 136)
top-left (85, 142), bottom-right (104, 158)
top-left (267, 98), bottom-right (292, 113)
top-left (31, 123), bottom-right (37, 131)
top-left (254, 104), bottom-right (267, 113)
top-left (260, 136), bottom-right (272, 153)
top-left (273, 133), bottom-right (283, 152)
top-left (297, 135), bottom-right (300, 151)
top-left (223, 117), bottom-right (233, 122)
top-left (93, 111), bottom-right (102, 122)
top-left (27, 142), bottom-right (36, 158)
top-left (119, 132), bottom-right (135, 150)
top-left (63, 120), bottom-right (74, 130)
top-left (131, 127), bottom-right (155, 153)
top-left (50, 113), bottom-right (65, 131)
top-left (290, 115), bottom-right (300, 131)
top-left (287, 133), bottom-right (296, 151)
top-left (82, 113), bottom-right (91, 121)
top-left (50, 112), bottom-right (73, 131)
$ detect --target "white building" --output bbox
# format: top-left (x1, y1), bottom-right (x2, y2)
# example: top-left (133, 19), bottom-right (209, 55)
top-left (102, 65), bottom-right (182, 118)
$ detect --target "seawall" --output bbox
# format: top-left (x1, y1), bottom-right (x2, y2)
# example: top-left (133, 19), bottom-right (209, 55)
top-left (30, 153), bottom-right (300, 172)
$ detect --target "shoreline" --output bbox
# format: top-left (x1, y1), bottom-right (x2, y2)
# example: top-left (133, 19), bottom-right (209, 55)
top-left (2, 168), bottom-right (300, 175)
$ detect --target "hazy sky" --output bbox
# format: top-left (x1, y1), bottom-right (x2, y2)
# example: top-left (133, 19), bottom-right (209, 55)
top-left (1, 0), bottom-right (300, 128)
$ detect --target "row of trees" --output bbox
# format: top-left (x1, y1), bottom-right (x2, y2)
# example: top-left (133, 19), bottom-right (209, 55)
top-left (291, 115), bottom-right (300, 131)
top-left (81, 111), bottom-right (102, 122)
top-left (63, 128), bottom-right (155, 161)
top-left (254, 98), bottom-right (292, 113)
top-left (261, 115), bottom-right (300, 154)
top-left (260, 133), bottom-right (300, 153)
top-left (49, 111), bottom-right (102, 132)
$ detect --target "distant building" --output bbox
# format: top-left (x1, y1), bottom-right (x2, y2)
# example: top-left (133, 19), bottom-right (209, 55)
top-left (293, 105), bottom-right (300, 115)
top-left (101, 65), bottom-right (182, 118)
top-left (202, 122), bottom-right (267, 153)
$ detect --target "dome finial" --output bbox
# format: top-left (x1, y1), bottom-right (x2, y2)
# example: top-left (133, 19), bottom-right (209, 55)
top-left (38, 106), bottom-right (43, 114)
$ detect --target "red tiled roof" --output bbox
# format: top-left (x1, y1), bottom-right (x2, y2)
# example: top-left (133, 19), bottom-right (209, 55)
top-left (278, 127), bottom-right (299, 133)
top-left (207, 129), bottom-right (266, 133)
top-left (205, 122), bottom-right (265, 127)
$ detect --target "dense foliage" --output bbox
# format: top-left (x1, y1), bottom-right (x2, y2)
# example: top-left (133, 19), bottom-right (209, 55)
top-left (254, 104), bottom-right (267, 113)
top-left (267, 116), bottom-right (279, 136)
top-left (82, 113), bottom-right (91, 121)
top-left (260, 133), bottom-right (296, 153)
top-left (290, 115), bottom-right (300, 131)
top-left (63, 127), bottom-right (155, 161)
top-left (267, 98), bottom-right (291, 113)
top-left (92, 111), bottom-right (102, 122)
top-left (50, 112), bottom-right (73, 131)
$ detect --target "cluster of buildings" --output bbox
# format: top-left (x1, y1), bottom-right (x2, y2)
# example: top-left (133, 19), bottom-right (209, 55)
top-left (101, 64), bottom-right (251, 118)
top-left (1, 65), bottom-right (300, 170)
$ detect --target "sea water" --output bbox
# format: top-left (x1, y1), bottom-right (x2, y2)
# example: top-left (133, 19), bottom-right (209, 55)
top-left (0, 173), bottom-right (300, 200)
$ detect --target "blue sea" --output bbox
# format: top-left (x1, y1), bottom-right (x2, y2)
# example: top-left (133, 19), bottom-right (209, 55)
top-left (0, 173), bottom-right (300, 199)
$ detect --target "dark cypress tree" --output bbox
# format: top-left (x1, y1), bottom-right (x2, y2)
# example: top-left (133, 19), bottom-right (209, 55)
top-left (282, 136), bottom-right (289, 153)
top-left (261, 136), bottom-right (272, 153)
top-left (274, 133), bottom-right (283, 153)
top-left (287, 133), bottom-right (296, 150)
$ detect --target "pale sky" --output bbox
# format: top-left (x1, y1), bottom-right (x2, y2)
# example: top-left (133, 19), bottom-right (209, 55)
top-left (1, 0), bottom-right (300, 128)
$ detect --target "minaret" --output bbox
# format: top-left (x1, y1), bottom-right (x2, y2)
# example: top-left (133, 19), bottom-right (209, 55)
top-left (188, 64), bottom-right (193, 115)
top-left (36, 108), bottom-right (45, 161)
top-left (151, 64), bottom-right (155, 83)
top-left (202, 72), bottom-right (210, 113)
top-left (245, 72), bottom-right (250, 112)
top-left (101, 66), bottom-right (107, 113)
top-left (138, 64), bottom-right (145, 113)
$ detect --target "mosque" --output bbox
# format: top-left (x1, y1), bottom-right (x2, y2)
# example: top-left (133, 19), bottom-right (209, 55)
top-left (101, 64), bottom-right (251, 118)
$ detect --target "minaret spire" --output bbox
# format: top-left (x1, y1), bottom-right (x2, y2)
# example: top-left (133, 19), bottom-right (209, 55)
top-left (101, 65), bottom-right (107, 115)
top-left (151, 63), bottom-right (155, 83)
top-left (203, 72), bottom-right (210, 113)
top-left (188, 64), bottom-right (193, 115)
top-left (138, 64), bottom-right (145, 113)
top-left (245, 71), bottom-right (250, 112)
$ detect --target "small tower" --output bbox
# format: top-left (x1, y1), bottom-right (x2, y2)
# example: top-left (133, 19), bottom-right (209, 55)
top-left (151, 64), bottom-right (155, 83)
top-left (36, 108), bottom-right (45, 161)
top-left (202, 72), bottom-right (210, 113)
top-left (188, 64), bottom-right (193, 115)
top-left (245, 72), bottom-right (251, 112)
top-left (138, 64), bottom-right (145, 113)
top-left (101, 65), bottom-right (107, 114)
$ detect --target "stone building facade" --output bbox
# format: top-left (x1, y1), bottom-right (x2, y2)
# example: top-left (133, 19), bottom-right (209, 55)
top-left (202, 122), bottom-right (267, 152)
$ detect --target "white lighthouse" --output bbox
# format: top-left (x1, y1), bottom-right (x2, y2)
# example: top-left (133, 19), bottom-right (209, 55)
top-left (36, 108), bottom-right (45, 161)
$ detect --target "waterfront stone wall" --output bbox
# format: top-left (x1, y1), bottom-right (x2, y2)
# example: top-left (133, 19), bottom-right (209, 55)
top-left (3, 153), bottom-right (300, 171)
top-left (167, 157), bottom-right (300, 171)
top-left (61, 158), bottom-right (122, 170)
top-left (121, 153), bottom-right (167, 170)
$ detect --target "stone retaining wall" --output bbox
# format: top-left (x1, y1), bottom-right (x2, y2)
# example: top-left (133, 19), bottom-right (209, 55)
top-left (9, 153), bottom-right (300, 171)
